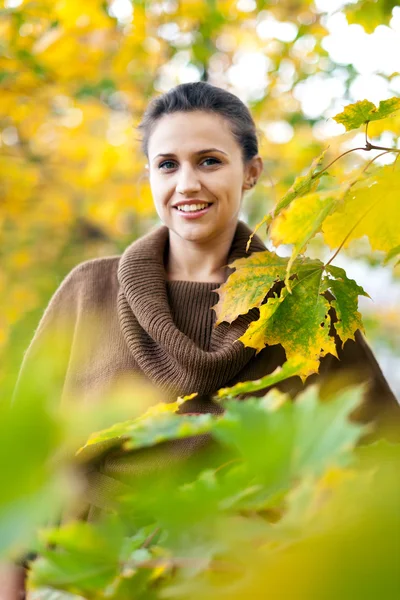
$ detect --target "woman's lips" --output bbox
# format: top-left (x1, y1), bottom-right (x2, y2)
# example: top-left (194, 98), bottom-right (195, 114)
top-left (173, 204), bottom-right (213, 219)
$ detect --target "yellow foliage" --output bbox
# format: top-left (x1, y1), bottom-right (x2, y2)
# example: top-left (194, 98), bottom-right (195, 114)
top-left (52, 0), bottom-right (114, 32)
top-left (323, 166), bottom-right (400, 255)
top-left (1, 0), bottom-right (398, 386)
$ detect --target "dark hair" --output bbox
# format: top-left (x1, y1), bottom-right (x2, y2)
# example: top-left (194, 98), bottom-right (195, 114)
top-left (137, 81), bottom-right (259, 164)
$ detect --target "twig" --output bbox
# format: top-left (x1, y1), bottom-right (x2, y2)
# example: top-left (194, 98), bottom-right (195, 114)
top-left (141, 527), bottom-right (161, 549)
top-left (312, 147), bottom-right (366, 178)
top-left (324, 197), bottom-right (380, 268)
top-left (362, 151), bottom-right (391, 173)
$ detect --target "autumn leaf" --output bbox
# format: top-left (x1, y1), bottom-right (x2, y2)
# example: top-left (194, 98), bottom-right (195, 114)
top-left (245, 214), bottom-right (271, 252)
top-left (213, 385), bottom-right (364, 496)
top-left (345, 0), bottom-right (398, 34)
top-left (29, 518), bottom-right (124, 594)
top-left (323, 166), bottom-right (400, 254)
top-left (212, 251), bottom-right (290, 326)
top-left (273, 149), bottom-right (328, 216)
top-left (238, 262), bottom-right (337, 379)
top-left (216, 357), bottom-right (307, 400)
top-left (324, 265), bottom-right (369, 342)
top-left (76, 404), bottom-right (215, 463)
top-left (269, 183), bottom-right (351, 290)
top-left (333, 97), bottom-right (400, 132)
top-left (383, 245), bottom-right (400, 266)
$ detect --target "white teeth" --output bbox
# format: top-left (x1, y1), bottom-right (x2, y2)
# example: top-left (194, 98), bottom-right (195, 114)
top-left (176, 203), bottom-right (209, 212)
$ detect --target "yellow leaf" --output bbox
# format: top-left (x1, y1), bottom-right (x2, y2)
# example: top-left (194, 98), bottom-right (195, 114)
top-left (212, 251), bottom-right (289, 326)
top-left (269, 184), bottom-right (351, 290)
top-left (323, 166), bottom-right (400, 254)
top-left (333, 97), bottom-right (400, 131)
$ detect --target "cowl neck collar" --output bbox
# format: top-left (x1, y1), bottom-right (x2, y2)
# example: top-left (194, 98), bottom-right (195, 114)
top-left (117, 220), bottom-right (266, 399)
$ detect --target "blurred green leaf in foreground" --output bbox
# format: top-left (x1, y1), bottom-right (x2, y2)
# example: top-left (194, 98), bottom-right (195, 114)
top-left (23, 383), bottom-right (400, 600)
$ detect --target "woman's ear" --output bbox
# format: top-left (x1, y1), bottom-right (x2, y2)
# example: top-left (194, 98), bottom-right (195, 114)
top-left (243, 155), bottom-right (263, 190)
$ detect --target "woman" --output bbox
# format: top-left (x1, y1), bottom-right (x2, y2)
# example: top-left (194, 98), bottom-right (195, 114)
top-left (8, 81), bottom-right (400, 596)
top-left (14, 81), bottom-right (399, 426)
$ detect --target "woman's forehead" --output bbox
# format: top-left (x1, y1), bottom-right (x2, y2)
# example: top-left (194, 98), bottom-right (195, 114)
top-left (148, 111), bottom-right (237, 159)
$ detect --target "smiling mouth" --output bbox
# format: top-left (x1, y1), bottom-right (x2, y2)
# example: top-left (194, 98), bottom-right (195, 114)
top-left (173, 203), bottom-right (213, 217)
top-left (174, 202), bottom-right (212, 211)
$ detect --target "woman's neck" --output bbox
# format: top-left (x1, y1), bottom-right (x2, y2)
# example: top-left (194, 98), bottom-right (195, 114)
top-left (165, 224), bottom-right (237, 283)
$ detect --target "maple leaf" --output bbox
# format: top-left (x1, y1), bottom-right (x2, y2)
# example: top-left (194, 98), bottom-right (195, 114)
top-left (212, 251), bottom-right (290, 326)
top-left (345, 0), bottom-right (398, 34)
top-left (322, 166), bottom-right (400, 254)
top-left (333, 97), bottom-right (400, 132)
top-left (216, 357), bottom-right (308, 400)
top-left (76, 396), bottom-right (213, 462)
top-left (383, 245), bottom-right (400, 266)
top-left (324, 265), bottom-right (370, 342)
top-left (238, 262), bottom-right (337, 379)
top-left (245, 214), bottom-right (271, 252)
top-left (269, 183), bottom-right (351, 290)
top-left (213, 249), bottom-right (368, 380)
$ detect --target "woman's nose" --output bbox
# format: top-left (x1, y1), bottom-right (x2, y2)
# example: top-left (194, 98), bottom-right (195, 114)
top-left (175, 165), bottom-right (201, 195)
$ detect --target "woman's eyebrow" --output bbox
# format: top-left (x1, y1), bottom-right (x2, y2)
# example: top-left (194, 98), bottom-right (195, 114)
top-left (153, 147), bottom-right (228, 160)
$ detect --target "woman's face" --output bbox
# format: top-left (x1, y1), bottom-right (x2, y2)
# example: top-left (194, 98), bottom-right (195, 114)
top-left (146, 110), bottom-right (259, 243)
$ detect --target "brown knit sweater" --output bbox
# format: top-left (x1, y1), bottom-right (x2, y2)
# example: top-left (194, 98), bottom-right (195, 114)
top-left (13, 220), bottom-right (400, 512)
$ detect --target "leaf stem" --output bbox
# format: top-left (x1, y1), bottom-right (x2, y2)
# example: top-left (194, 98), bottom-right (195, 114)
top-left (312, 147), bottom-right (366, 178)
top-left (141, 527), bottom-right (161, 549)
top-left (362, 151), bottom-right (391, 173)
top-left (365, 141), bottom-right (400, 152)
top-left (324, 198), bottom-right (380, 268)
top-left (313, 143), bottom-right (400, 181)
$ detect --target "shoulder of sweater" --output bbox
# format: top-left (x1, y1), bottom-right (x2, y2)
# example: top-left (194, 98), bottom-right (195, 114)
top-left (63, 255), bottom-right (120, 284)
top-left (18, 256), bottom-right (122, 363)
top-left (50, 255), bottom-right (121, 307)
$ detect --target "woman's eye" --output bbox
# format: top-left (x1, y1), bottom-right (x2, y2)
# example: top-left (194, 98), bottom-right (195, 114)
top-left (158, 157), bottom-right (221, 171)
top-left (202, 157), bottom-right (220, 166)
top-left (159, 160), bottom-right (176, 170)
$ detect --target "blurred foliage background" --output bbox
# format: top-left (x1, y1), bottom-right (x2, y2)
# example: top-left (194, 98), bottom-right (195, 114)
top-left (1, 0), bottom-right (400, 398)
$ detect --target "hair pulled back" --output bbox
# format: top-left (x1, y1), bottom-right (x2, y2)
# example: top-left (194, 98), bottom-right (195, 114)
top-left (137, 82), bottom-right (259, 164)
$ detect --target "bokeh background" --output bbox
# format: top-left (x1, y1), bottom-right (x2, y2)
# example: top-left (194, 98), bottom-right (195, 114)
top-left (1, 0), bottom-right (400, 398)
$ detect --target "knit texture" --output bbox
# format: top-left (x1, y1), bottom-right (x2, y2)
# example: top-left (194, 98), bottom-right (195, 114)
top-left (167, 281), bottom-right (217, 352)
top-left (117, 220), bottom-right (267, 399)
top-left (13, 220), bottom-right (400, 524)
top-left (14, 220), bottom-right (400, 426)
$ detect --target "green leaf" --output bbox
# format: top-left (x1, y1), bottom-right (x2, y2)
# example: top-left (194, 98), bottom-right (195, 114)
top-left (325, 265), bottom-right (369, 341)
top-left (333, 97), bottom-right (400, 131)
top-left (345, 0), bottom-right (398, 34)
top-left (289, 385), bottom-right (365, 475)
top-left (383, 244), bottom-right (400, 266)
top-left (238, 261), bottom-right (337, 379)
top-left (27, 589), bottom-right (84, 600)
top-left (216, 357), bottom-right (307, 400)
top-left (214, 385), bottom-right (364, 483)
top-left (274, 149), bottom-right (328, 215)
top-left (0, 387), bottom-right (65, 555)
top-left (77, 408), bottom-right (215, 463)
top-left (29, 518), bottom-right (124, 594)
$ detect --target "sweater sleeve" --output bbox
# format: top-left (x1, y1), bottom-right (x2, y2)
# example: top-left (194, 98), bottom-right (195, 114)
top-left (10, 266), bottom-right (86, 578)
top-left (11, 263), bottom-right (85, 409)
top-left (316, 327), bottom-right (400, 441)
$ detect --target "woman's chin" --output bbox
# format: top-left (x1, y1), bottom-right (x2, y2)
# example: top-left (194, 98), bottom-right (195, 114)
top-left (171, 219), bottom-right (216, 242)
